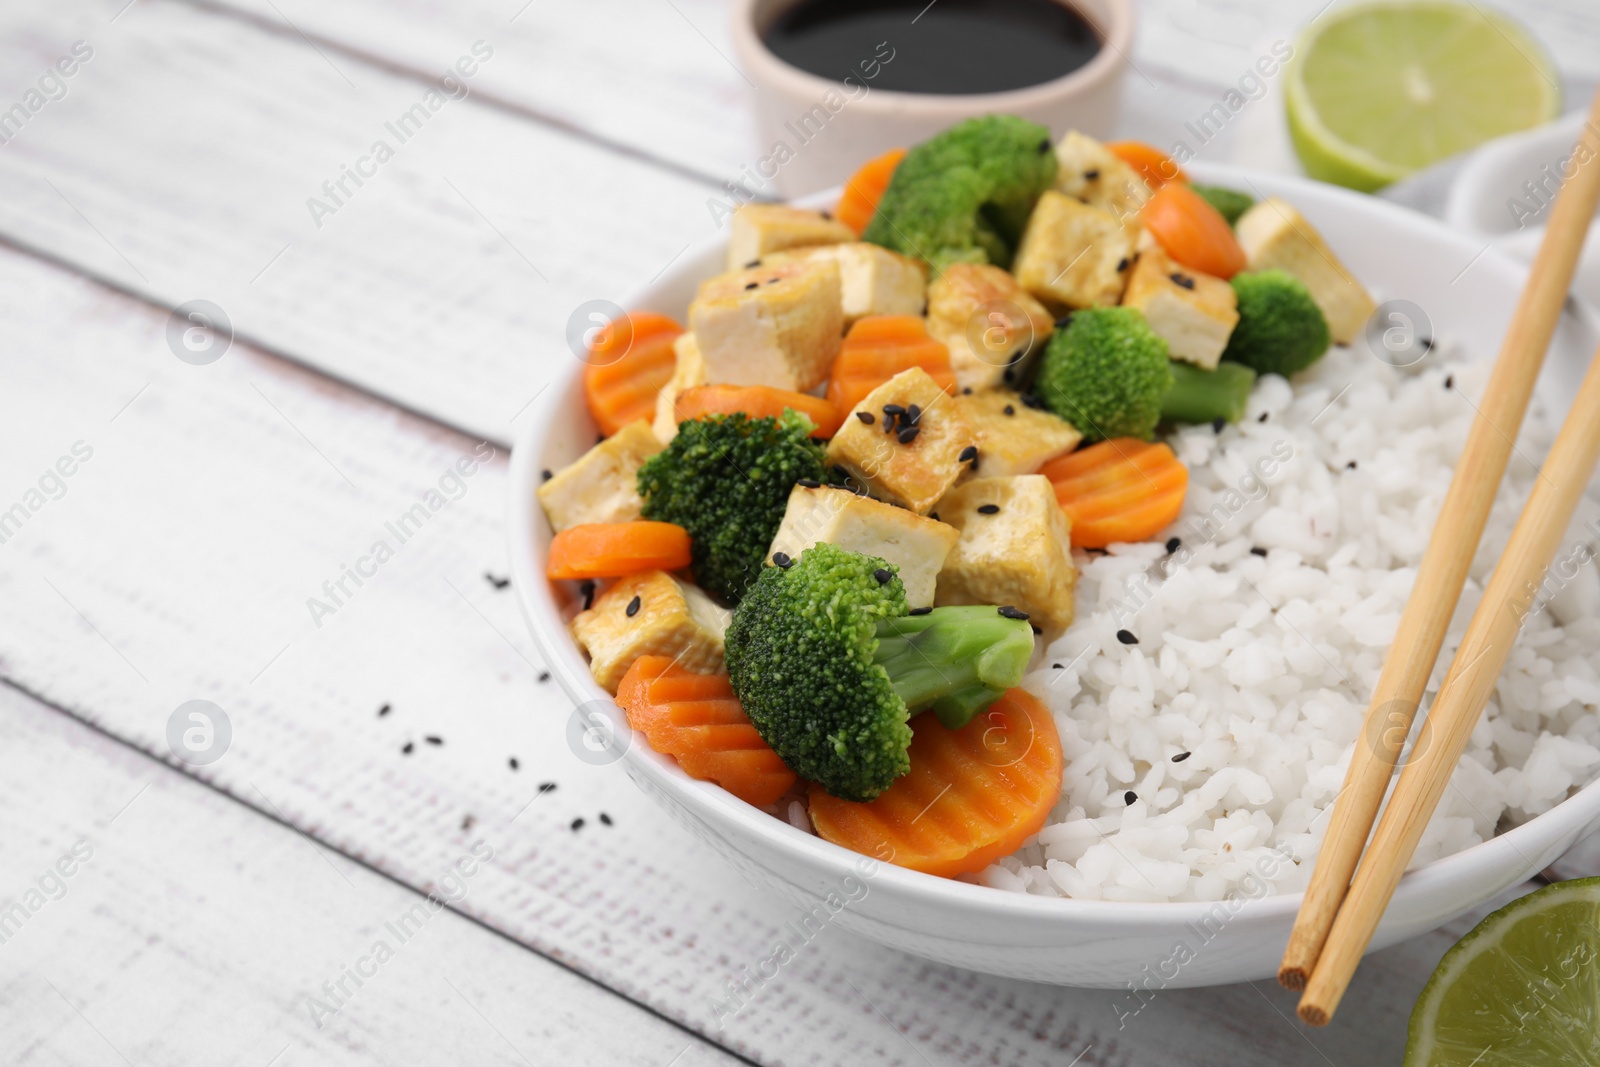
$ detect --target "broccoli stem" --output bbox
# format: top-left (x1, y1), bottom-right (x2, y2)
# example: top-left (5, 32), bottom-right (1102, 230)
top-left (1161, 360), bottom-right (1257, 426)
top-left (873, 606), bottom-right (1035, 729)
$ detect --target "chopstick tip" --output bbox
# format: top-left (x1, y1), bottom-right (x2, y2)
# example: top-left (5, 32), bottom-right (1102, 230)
top-left (1277, 964), bottom-right (1308, 991)
top-left (1297, 1001), bottom-right (1331, 1028)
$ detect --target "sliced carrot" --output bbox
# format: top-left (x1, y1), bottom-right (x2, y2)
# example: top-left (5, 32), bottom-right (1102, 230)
top-left (547, 521), bottom-right (692, 580)
top-left (583, 311), bottom-right (684, 436)
top-left (827, 315), bottom-right (956, 415)
top-left (835, 147), bottom-right (906, 236)
top-left (615, 656), bottom-right (798, 807)
top-left (808, 689), bottom-right (1062, 878)
top-left (1138, 182), bottom-right (1246, 280)
top-left (1106, 140), bottom-right (1188, 188)
top-left (1040, 439), bottom-right (1188, 549)
top-left (672, 384), bottom-right (843, 439)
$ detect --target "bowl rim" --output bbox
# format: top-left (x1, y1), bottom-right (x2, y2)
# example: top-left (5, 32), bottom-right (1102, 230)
top-left (726, 0), bottom-right (1136, 115)
top-left (509, 161), bottom-right (1600, 929)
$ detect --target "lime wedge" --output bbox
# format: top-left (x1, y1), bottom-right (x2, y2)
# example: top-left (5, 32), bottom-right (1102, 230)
top-left (1287, 1), bottom-right (1561, 192)
top-left (1405, 878), bottom-right (1600, 1066)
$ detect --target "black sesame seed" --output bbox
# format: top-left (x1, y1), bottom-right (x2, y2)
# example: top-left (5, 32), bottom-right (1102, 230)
top-left (378, 703), bottom-right (391, 717)
top-left (1054, 315), bottom-right (1074, 330)
top-left (961, 387), bottom-right (973, 395)
top-left (599, 812), bottom-right (613, 825)
top-left (1345, 460), bottom-right (1358, 470)
top-left (540, 468), bottom-right (553, 482)
top-left (1007, 348), bottom-right (1026, 366)
top-left (580, 580), bottom-right (596, 610)
top-left (1170, 272), bottom-right (1195, 290)
top-left (1420, 336), bottom-right (1434, 351)
top-left (537, 670), bottom-right (551, 682)
top-left (1165, 537), bottom-right (1181, 553)
top-left (1003, 404), bottom-right (1016, 416)
top-left (819, 210), bottom-right (832, 220)
top-left (1124, 791), bottom-right (1137, 805)
top-left (1444, 374), bottom-right (1454, 389)
top-left (625, 595), bottom-right (642, 617)
top-left (798, 477), bottom-right (821, 488)
top-left (1171, 751), bottom-right (1191, 763)
top-left (1212, 417), bottom-right (1226, 434)
top-left (856, 411), bottom-right (875, 425)
top-left (874, 567), bottom-right (892, 584)
top-left (1116, 629), bottom-right (1138, 645)
top-left (908, 606), bottom-right (933, 615)
top-left (1002, 368), bottom-right (1016, 383)
top-left (744, 259), bottom-right (761, 269)
top-left (897, 425), bottom-right (920, 444)
top-left (1116, 257), bottom-right (1129, 272)
top-left (1257, 412), bottom-right (1269, 423)
top-left (509, 756), bottom-right (520, 770)
top-left (882, 403), bottom-right (906, 416)
top-left (905, 404), bottom-right (922, 424)
top-left (538, 782), bottom-right (557, 794)
top-left (1250, 546), bottom-right (1268, 557)
top-left (997, 606), bottom-right (1029, 620)
top-left (744, 281), bottom-right (759, 290)
top-left (485, 572), bottom-right (510, 589)
top-left (1021, 393), bottom-right (1047, 410)
top-left (425, 735), bottom-right (443, 746)
top-left (1084, 169), bottom-right (1100, 180)
top-left (767, 277), bottom-right (780, 285)
top-left (772, 551), bottom-right (792, 568)
top-left (1052, 663), bottom-right (1063, 669)
top-left (401, 742), bottom-right (414, 755)
top-left (1038, 138), bottom-right (1052, 153)
top-left (977, 503), bottom-right (1000, 514)
top-left (958, 445), bottom-right (979, 464)
top-left (571, 817), bottom-right (585, 831)
top-left (461, 815), bottom-right (475, 831)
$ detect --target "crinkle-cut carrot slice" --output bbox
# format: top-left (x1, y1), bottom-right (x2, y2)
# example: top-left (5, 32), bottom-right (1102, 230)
top-left (1040, 439), bottom-right (1188, 549)
top-left (827, 315), bottom-right (956, 415)
top-left (583, 311), bottom-right (683, 436)
top-left (615, 656), bottom-right (797, 807)
top-left (808, 689), bottom-right (1063, 878)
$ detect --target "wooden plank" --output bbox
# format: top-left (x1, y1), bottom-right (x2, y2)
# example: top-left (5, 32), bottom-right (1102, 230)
top-left (0, 237), bottom-right (1499, 1065)
top-left (0, 0), bottom-right (719, 445)
top-left (0, 683), bottom-right (749, 1067)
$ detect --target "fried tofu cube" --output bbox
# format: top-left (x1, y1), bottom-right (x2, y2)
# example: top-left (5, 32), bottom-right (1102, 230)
top-left (1235, 198), bottom-right (1375, 344)
top-left (826, 368), bottom-right (975, 515)
top-left (935, 476), bottom-right (1077, 631)
top-left (952, 391), bottom-right (1081, 477)
top-left (1013, 192), bottom-right (1136, 312)
top-left (1121, 245), bottom-right (1239, 369)
top-left (690, 259), bottom-right (843, 392)
top-left (570, 570), bottom-right (731, 692)
top-left (537, 420), bottom-right (663, 531)
top-left (761, 242), bottom-right (927, 325)
top-left (925, 263), bottom-right (1055, 391)
top-left (1053, 131), bottom-right (1153, 226)
top-left (652, 332), bottom-right (709, 443)
top-left (767, 484), bottom-right (958, 607)
top-left (726, 204), bottom-right (855, 271)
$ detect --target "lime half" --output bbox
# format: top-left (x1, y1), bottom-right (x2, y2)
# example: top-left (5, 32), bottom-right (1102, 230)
top-left (1405, 878), bottom-right (1600, 1066)
top-left (1287, 1), bottom-right (1561, 192)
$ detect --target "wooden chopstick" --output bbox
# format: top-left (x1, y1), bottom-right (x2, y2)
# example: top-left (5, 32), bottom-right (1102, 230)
top-left (1300, 332), bottom-right (1600, 1025)
top-left (1279, 86), bottom-right (1600, 996)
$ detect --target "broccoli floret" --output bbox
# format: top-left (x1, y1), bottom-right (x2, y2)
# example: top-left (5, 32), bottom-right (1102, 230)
top-left (1222, 269), bottom-right (1331, 377)
top-left (637, 411), bottom-right (825, 604)
top-left (724, 543), bottom-right (1034, 801)
top-left (1190, 183), bottom-right (1254, 227)
top-left (1035, 307), bottom-right (1173, 442)
top-left (1161, 360), bottom-right (1257, 426)
top-left (861, 115), bottom-right (1057, 270)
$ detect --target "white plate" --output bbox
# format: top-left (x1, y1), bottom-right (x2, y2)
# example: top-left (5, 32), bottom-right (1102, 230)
top-left (509, 164), bottom-right (1600, 987)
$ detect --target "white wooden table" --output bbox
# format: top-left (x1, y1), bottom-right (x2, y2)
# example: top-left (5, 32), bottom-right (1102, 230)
top-left (3, 2), bottom-right (1598, 1064)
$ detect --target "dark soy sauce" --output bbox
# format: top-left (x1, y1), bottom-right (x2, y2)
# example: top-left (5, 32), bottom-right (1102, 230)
top-left (763, 0), bottom-right (1102, 96)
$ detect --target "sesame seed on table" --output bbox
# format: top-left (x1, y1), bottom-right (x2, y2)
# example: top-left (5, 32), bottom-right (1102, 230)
top-left (0, 0), bottom-right (1593, 1064)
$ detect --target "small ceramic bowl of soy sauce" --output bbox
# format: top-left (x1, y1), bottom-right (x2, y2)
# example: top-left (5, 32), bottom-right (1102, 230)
top-left (729, 0), bottom-right (1134, 196)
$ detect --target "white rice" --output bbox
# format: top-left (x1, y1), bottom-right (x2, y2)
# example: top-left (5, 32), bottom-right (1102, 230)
top-left (987, 342), bottom-right (1600, 902)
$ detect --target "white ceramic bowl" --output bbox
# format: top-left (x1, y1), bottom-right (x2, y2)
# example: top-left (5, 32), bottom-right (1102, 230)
top-left (510, 163), bottom-right (1600, 987)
